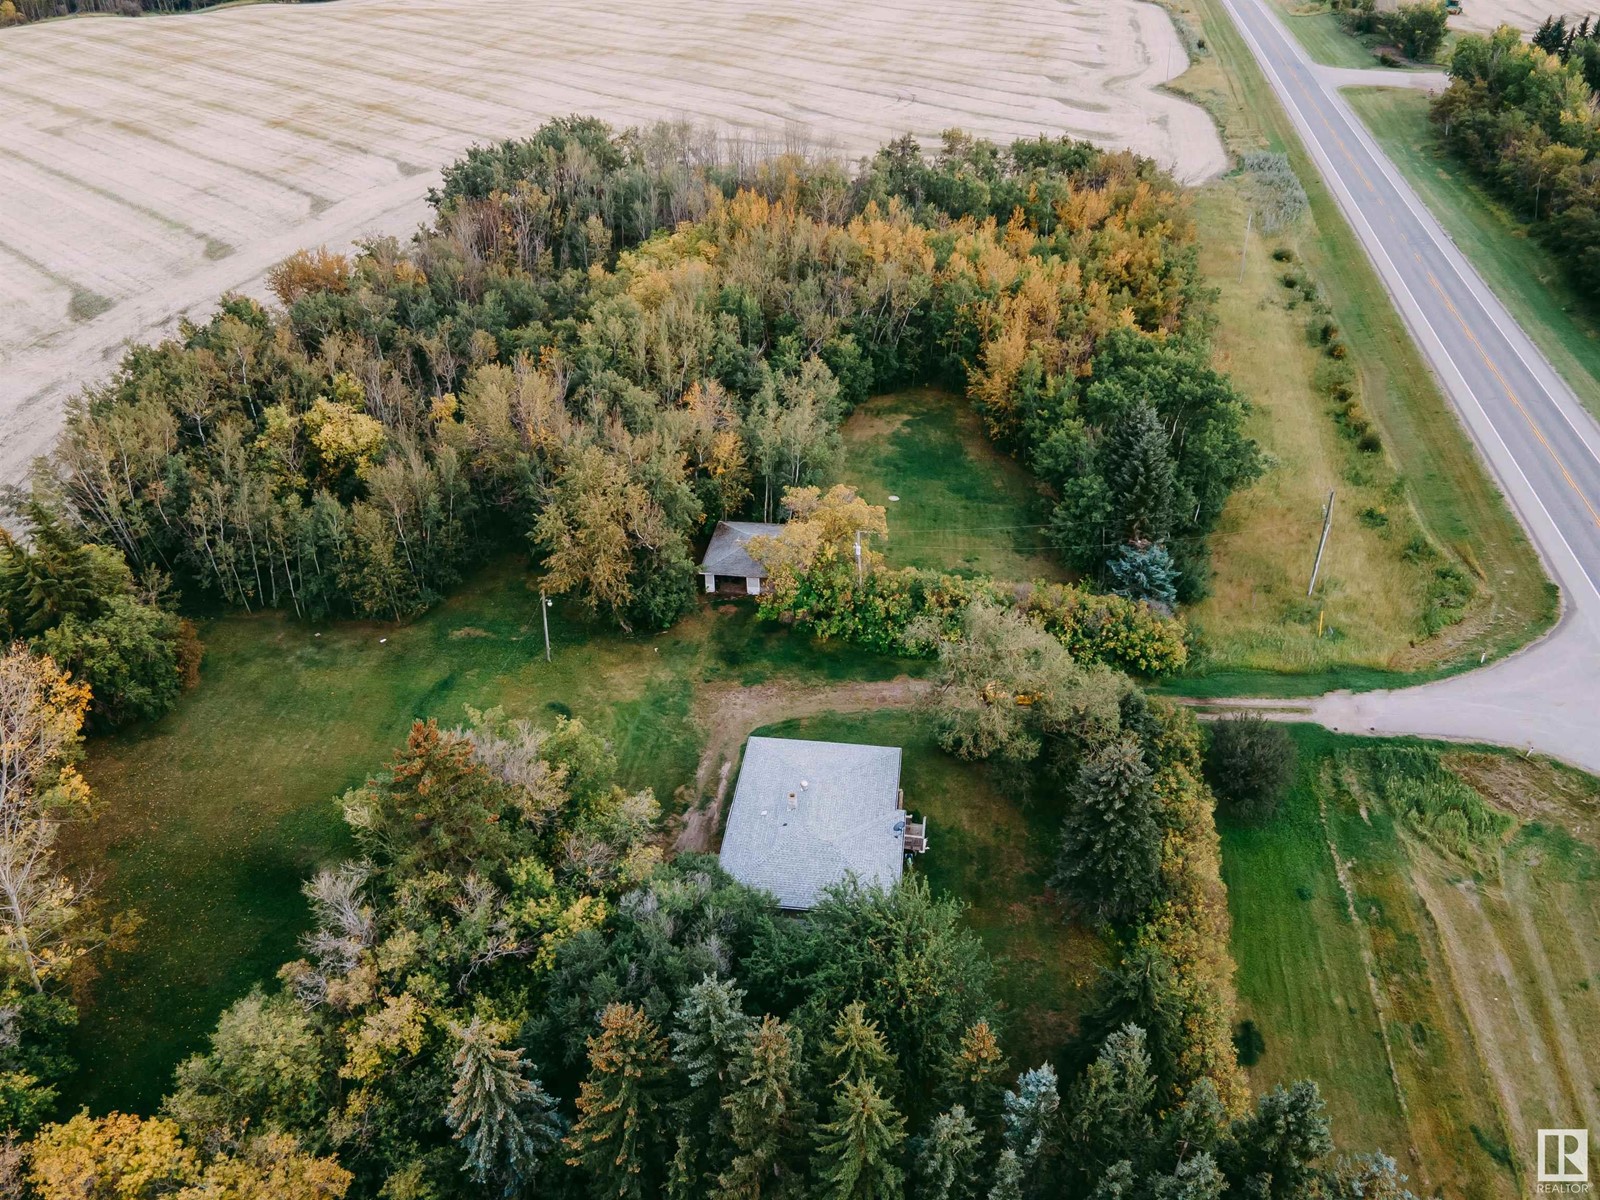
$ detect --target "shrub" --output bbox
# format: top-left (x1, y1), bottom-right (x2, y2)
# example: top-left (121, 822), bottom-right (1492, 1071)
top-left (1202, 714), bottom-right (1296, 822)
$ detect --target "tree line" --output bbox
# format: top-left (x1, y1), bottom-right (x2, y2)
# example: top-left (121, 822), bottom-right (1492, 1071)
top-left (1434, 24), bottom-right (1600, 300)
top-left (0, 0), bottom-right (283, 27)
top-left (3, 687), bottom-right (1419, 1198)
top-left (36, 117), bottom-right (1258, 642)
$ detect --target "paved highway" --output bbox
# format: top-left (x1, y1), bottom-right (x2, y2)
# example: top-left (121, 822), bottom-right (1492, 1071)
top-left (1218, 0), bottom-right (1600, 771)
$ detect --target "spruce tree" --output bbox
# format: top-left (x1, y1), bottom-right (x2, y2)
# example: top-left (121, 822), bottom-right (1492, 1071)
top-left (669, 976), bottom-right (754, 1195)
top-left (718, 1015), bottom-right (810, 1200)
top-left (671, 975), bottom-right (754, 1088)
top-left (987, 1149), bottom-right (1024, 1200)
top-left (1105, 541), bottom-right (1179, 607)
top-left (1052, 735), bottom-right (1163, 924)
top-left (914, 1105), bottom-right (984, 1200)
top-left (1103, 401), bottom-right (1177, 547)
top-left (565, 1002), bottom-right (672, 1200)
top-left (943, 1020), bottom-right (1009, 1136)
top-left (1001, 1064), bottom-right (1060, 1164)
top-left (1149, 1152), bottom-right (1226, 1200)
top-left (823, 1001), bottom-right (898, 1091)
top-left (1220, 1081), bottom-right (1333, 1198)
top-left (1065, 1025), bottom-right (1156, 1188)
top-left (444, 1018), bottom-right (562, 1196)
top-left (814, 1077), bottom-right (907, 1200)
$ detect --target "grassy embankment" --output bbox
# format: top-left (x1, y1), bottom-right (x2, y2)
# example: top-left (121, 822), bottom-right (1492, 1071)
top-left (1161, 0), bottom-right (1555, 693)
top-left (1221, 727), bottom-right (1600, 1197)
top-left (750, 710), bottom-right (1104, 1070)
top-left (65, 388), bottom-right (1068, 1113)
top-left (1346, 87), bottom-right (1600, 421)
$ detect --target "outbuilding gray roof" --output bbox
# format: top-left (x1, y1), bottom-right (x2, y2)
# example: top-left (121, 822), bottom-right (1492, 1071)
top-left (700, 520), bottom-right (785, 579)
top-left (718, 736), bottom-right (905, 910)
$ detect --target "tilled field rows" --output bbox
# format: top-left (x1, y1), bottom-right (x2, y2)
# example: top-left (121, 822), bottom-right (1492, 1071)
top-left (0, 0), bottom-right (1224, 483)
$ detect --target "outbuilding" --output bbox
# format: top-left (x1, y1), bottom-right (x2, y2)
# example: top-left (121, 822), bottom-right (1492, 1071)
top-left (717, 735), bottom-right (927, 911)
top-left (699, 520), bottom-right (784, 595)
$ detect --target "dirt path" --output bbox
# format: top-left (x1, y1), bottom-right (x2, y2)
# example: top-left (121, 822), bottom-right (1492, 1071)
top-left (672, 675), bottom-right (932, 853)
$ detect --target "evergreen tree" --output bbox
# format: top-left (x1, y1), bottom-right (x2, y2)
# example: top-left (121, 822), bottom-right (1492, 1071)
top-left (1318, 1151), bottom-right (1420, 1199)
top-left (1001, 1064), bottom-right (1060, 1165)
top-left (566, 1003), bottom-right (672, 1200)
top-left (1162, 1078), bottom-right (1227, 1167)
top-left (823, 1001), bottom-right (898, 1091)
top-left (669, 976), bottom-right (754, 1194)
top-left (1105, 541), bottom-right (1178, 607)
top-left (444, 1018), bottom-right (562, 1196)
top-left (914, 1106), bottom-right (984, 1200)
top-left (1221, 1081), bottom-right (1333, 1199)
top-left (1087, 1160), bottom-right (1137, 1199)
top-left (987, 1149), bottom-right (1024, 1200)
top-left (1052, 735), bottom-right (1163, 924)
top-left (942, 1020), bottom-right (1009, 1136)
top-left (1065, 1026), bottom-right (1156, 1188)
top-left (717, 1016), bottom-right (810, 1200)
top-left (1103, 401), bottom-right (1176, 546)
top-left (814, 1077), bottom-right (907, 1200)
top-left (672, 975), bottom-right (755, 1088)
top-left (1150, 1152), bottom-right (1226, 1200)
top-left (999, 1063), bottom-right (1059, 1197)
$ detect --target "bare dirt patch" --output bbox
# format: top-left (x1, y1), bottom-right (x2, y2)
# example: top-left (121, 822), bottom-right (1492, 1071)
top-left (0, 0), bottom-right (1225, 485)
top-left (672, 675), bottom-right (932, 853)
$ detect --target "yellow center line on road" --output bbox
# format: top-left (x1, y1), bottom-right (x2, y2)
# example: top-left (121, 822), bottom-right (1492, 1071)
top-left (1426, 271), bottom-right (1600, 528)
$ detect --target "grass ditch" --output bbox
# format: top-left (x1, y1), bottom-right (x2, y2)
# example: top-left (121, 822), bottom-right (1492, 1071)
top-left (1161, 0), bottom-right (1556, 690)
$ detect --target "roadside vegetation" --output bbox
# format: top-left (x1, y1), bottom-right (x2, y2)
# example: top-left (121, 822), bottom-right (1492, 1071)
top-left (1346, 86), bottom-right (1600, 420)
top-left (1260, 0), bottom-right (1450, 67)
top-left (1162, 0), bottom-right (1556, 689)
top-left (1221, 727), bottom-right (1600, 1198)
top-left (1430, 26), bottom-right (1600, 340)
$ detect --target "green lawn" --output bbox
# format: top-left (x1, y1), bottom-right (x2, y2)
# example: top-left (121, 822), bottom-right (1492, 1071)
top-left (65, 557), bottom-right (911, 1114)
top-left (1346, 87), bottom-right (1600, 421)
top-left (749, 710), bottom-right (1105, 1068)
top-left (1277, 6), bottom-right (1380, 68)
top-left (837, 389), bottom-right (1066, 582)
top-left (1222, 727), bottom-right (1600, 1197)
top-left (1219, 727), bottom-right (1409, 1156)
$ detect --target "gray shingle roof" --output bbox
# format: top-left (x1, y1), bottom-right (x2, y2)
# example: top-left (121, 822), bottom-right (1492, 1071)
top-left (700, 520), bottom-right (785, 579)
top-left (718, 736), bottom-right (905, 910)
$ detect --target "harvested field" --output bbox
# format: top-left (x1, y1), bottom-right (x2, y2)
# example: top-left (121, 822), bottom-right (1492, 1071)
top-left (0, 0), bottom-right (1224, 484)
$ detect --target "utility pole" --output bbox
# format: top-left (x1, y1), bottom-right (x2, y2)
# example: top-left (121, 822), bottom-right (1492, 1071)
top-left (540, 589), bottom-right (552, 662)
top-left (1238, 209), bottom-right (1253, 284)
top-left (1307, 489), bottom-right (1335, 597)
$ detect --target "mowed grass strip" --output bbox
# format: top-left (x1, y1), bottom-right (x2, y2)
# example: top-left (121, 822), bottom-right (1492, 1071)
top-left (1164, 0), bottom-right (1555, 691)
top-left (1218, 728), bottom-right (1410, 1159)
top-left (67, 558), bottom-right (911, 1114)
top-left (837, 388), bottom-right (1066, 582)
top-left (1222, 729), bottom-right (1600, 1196)
top-left (1345, 87), bottom-right (1600, 422)
top-left (750, 709), bottom-right (1105, 1067)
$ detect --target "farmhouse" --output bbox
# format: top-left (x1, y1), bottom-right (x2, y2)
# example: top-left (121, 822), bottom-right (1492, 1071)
top-left (718, 736), bottom-right (927, 911)
top-left (700, 520), bottom-right (784, 595)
